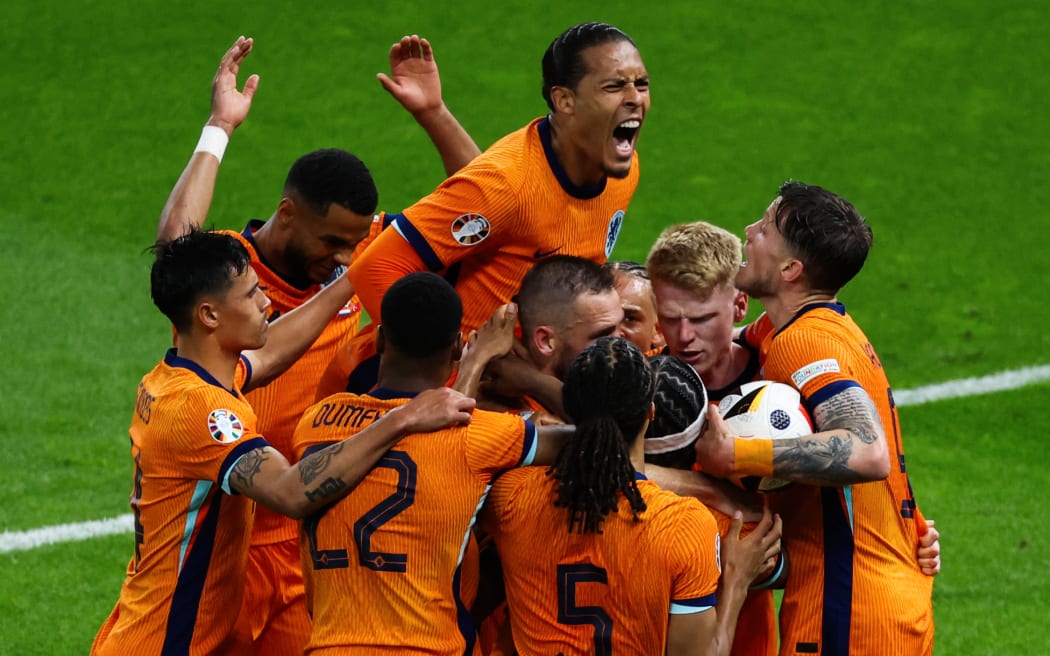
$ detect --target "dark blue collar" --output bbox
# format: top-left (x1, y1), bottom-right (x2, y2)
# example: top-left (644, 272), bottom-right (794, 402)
top-left (776, 301), bottom-right (846, 337)
top-left (367, 387), bottom-right (421, 400)
top-left (163, 348), bottom-right (240, 397)
top-left (537, 117), bottom-right (608, 200)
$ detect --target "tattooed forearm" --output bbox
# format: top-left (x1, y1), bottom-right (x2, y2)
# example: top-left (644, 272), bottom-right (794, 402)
top-left (232, 448), bottom-right (269, 490)
top-left (773, 434), bottom-right (858, 484)
top-left (298, 441), bottom-right (345, 485)
top-left (813, 387), bottom-right (885, 445)
top-left (305, 477), bottom-right (347, 503)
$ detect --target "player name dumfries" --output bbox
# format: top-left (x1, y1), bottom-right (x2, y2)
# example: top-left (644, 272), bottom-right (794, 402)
top-left (311, 402), bottom-right (385, 430)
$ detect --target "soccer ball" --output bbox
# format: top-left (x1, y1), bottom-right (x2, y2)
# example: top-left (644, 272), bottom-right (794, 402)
top-left (718, 381), bottom-right (813, 492)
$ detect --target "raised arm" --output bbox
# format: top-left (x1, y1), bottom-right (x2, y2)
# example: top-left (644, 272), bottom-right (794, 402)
top-left (379, 34), bottom-right (482, 176)
top-left (157, 36), bottom-right (259, 242)
top-left (454, 303), bottom-right (518, 398)
top-left (696, 386), bottom-right (891, 486)
top-left (228, 387), bottom-right (475, 518)
top-left (242, 272), bottom-right (353, 390)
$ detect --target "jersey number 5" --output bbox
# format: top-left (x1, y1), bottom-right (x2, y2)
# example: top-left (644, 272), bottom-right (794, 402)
top-left (557, 563), bottom-right (612, 656)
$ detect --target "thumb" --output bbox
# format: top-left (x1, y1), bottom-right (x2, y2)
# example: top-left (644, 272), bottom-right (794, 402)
top-left (377, 73), bottom-right (398, 95)
top-left (242, 74), bottom-right (260, 101)
top-left (729, 510), bottom-right (745, 541)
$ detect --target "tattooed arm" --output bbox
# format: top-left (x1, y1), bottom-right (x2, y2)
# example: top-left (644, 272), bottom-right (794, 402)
top-left (227, 387), bottom-right (475, 518)
top-left (695, 386), bottom-right (890, 486)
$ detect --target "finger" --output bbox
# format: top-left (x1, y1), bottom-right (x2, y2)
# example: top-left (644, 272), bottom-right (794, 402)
top-left (729, 510), bottom-right (744, 540)
top-left (420, 37), bottom-right (434, 61)
top-left (242, 74), bottom-right (260, 101)
top-left (376, 73), bottom-right (400, 96)
top-left (408, 34), bottom-right (422, 58)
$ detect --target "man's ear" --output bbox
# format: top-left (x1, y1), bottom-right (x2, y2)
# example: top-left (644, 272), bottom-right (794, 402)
top-left (732, 290), bottom-right (749, 323)
top-left (276, 196), bottom-right (297, 227)
top-left (375, 325), bottom-right (386, 355)
top-left (781, 258), bottom-right (804, 284)
top-left (451, 331), bottom-right (464, 363)
top-left (533, 325), bottom-right (558, 357)
top-left (197, 300), bottom-right (220, 330)
top-left (549, 86), bottom-right (575, 114)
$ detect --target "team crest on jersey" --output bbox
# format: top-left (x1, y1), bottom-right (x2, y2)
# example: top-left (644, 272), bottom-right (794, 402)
top-left (207, 409), bottom-right (244, 444)
top-left (605, 210), bottom-right (624, 258)
top-left (451, 213), bottom-right (491, 246)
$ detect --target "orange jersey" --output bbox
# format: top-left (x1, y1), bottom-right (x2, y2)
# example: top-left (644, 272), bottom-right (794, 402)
top-left (224, 222), bottom-right (364, 545)
top-left (350, 117), bottom-right (640, 332)
top-left (750, 303), bottom-right (934, 655)
top-left (92, 350), bottom-right (269, 656)
top-left (293, 390), bottom-right (538, 655)
top-left (480, 471), bottom-right (721, 655)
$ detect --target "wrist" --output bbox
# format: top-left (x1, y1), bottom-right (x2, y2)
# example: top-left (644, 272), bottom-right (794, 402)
top-left (733, 438), bottom-right (774, 478)
top-left (205, 116), bottom-right (236, 137)
top-left (195, 124), bottom-right (230, 162)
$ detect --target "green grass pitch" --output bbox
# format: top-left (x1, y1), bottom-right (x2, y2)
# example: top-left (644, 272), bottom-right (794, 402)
top-left (1, 1), bottom-right (1047, 653)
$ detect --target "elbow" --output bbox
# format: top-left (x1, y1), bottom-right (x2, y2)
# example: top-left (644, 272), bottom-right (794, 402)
top-left (856, 441), bottom-right (891, 482)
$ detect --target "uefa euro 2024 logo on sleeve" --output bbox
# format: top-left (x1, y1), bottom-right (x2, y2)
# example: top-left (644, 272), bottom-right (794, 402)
top-left (451, 213), bottom-right (491, 246)
top-left (208, 409), bottom-right (244, 443)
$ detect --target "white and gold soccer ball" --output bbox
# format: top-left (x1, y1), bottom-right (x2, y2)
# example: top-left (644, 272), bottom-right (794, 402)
top-left (718, 380), bottom-right (814, 492)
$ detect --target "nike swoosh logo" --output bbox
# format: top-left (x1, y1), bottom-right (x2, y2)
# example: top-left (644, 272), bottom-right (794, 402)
top-left (533, 246), bottom-right (563, 259)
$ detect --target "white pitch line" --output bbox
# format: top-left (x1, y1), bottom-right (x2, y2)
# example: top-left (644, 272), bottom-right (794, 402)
top-left (894, 364), bottom-right (1050, 407)
top-left (3, 363), bottom-right (1049, 555)
top-left (1, 514), bottom-right (133, 554)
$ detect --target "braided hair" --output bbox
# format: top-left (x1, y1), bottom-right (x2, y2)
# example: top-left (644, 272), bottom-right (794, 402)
top-left (551, 336), bottom-right (655, 534)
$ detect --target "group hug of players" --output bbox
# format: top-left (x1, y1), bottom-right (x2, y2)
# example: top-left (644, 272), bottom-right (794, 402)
top-left (91, 22), bottom-right (941, 656)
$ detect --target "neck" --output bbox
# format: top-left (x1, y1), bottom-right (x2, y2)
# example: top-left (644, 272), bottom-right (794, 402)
top-left (760, 288), bottom-right (838, 330)
top-left (251, 215), bottom-right (295, 282)
top-left (700, 342), bottom-right (751, 391)
top-left (547, 115), bottom-right (604, 188)
top-left (628, 426), bottom-right (647, 474)
top-left (376, 355), bottom-right (451, 394)
top-left (174, 336), bottom-right (242, 390)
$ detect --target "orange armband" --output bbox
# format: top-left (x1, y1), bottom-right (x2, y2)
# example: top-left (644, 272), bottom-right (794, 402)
top-left (733, 437), bottom-right (774, 478)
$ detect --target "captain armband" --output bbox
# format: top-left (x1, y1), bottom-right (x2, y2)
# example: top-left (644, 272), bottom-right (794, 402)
top-left (733, 437), bottom-right (774, 478)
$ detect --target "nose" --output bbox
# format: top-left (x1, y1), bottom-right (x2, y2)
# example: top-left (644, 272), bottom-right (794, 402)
top-left (259, 293), bottom-right (271, 313)
top-left (744, 220), bottom-right (760, 239)
top-left (611, 324), bottom-right (626, 339)
top-left (623, 82), bottom-right (644, 107)
top-left (676, 321), bottom-right (693, 344)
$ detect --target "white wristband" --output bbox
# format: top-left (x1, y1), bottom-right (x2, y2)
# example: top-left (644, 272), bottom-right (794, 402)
top-left (194, 125), bottom-right (229, 162)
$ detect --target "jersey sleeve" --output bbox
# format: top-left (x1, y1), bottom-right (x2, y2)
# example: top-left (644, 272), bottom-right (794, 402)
top-left (464, 412), bottom-right (537, 480)
top-left (391, 163), bottom-right (515, 271)
top-left (347, 224), bottom-right (429, 325)
top-left (763, 328), bottom-right (864, 415)
top-left (167, 386), bottom-right (267, 494)
top-left (664, 498), bottom-right (721, 614)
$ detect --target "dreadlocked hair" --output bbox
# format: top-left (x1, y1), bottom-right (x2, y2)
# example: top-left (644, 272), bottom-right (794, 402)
top-left (551, 336), bottom-right (655, 534)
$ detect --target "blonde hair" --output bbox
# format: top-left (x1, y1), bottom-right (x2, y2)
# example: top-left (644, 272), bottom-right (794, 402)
top-left (646, 221), bottom-right (741, 293)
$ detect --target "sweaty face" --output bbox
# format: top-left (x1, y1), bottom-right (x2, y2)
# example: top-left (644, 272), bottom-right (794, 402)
top-left (652, 281), bottom-right (739, 378)
top-left (214, 266), bottom-right (271, 352)
top-left (562, 40), bottom-right (649, 183)
top-left (285, 202), bottom-right (374, 286)
top-left (736, 197), bottom-right (792, 299)
top-left (613, 270), bottom-right (663, 352)
top-left (553, 290), bottom-right (625, 379)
